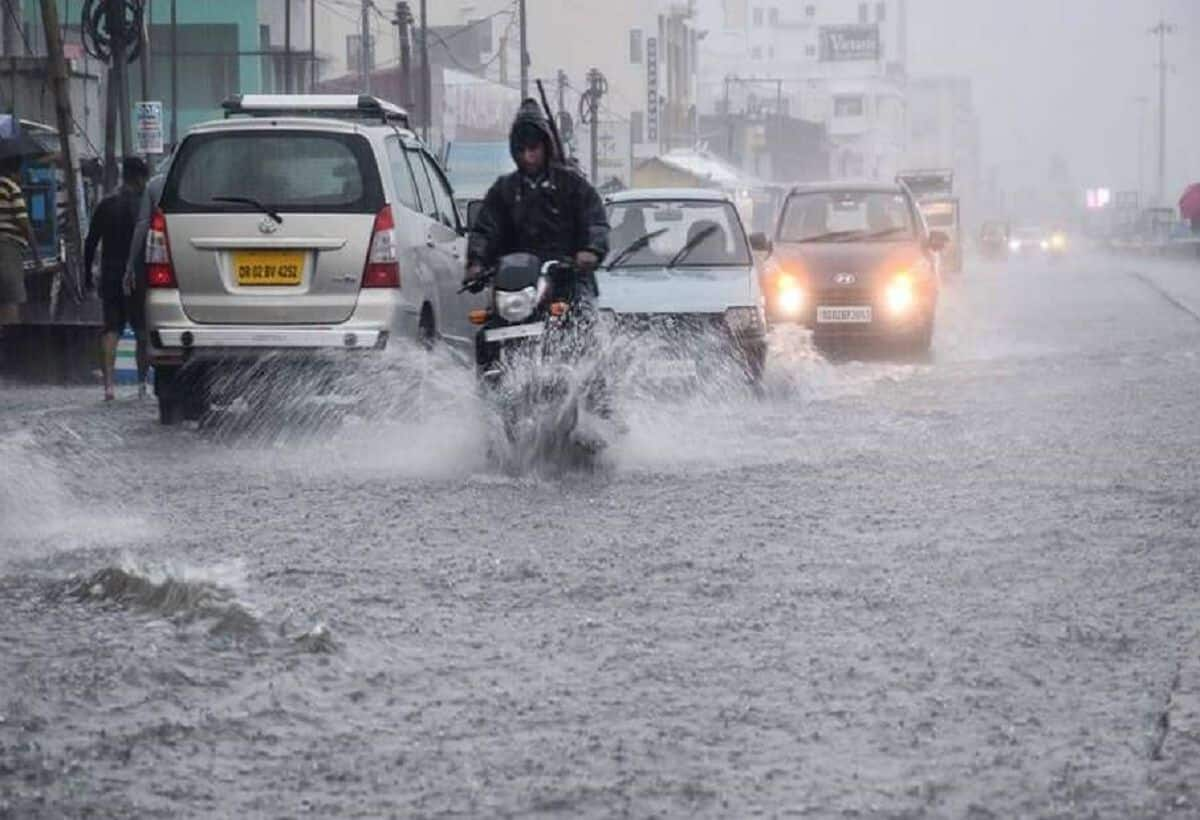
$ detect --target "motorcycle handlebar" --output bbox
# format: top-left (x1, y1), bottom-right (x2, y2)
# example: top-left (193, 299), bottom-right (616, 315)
top-left (459, 259), bottom-right (579, 294)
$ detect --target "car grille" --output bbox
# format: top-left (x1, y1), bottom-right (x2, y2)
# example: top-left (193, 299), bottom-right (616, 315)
top-left (812, 287), bottom-right (876, 307)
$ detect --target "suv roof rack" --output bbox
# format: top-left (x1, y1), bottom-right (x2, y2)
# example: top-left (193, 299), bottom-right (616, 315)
top-left (221, 94), bottom-right (410, 127)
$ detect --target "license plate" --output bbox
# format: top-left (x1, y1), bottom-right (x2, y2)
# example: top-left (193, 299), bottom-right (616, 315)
top-left (817, 305), bottom-right (872, 324)
top-left (484, 323), bottom-right (544, 342)
top-left (234, 250), bottom-right (304, 286)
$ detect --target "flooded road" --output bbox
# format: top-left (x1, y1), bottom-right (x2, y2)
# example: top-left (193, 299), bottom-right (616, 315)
top-left (3, 253), bottom-right (1199, 818)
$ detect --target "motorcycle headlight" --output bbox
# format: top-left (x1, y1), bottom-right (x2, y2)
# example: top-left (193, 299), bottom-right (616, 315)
top-left (1009, 239), bottom-right (1021, 251)
top-left (724, 306), bottom-right (765, 334)
top-left (496, 287), bottom-right (538, 322)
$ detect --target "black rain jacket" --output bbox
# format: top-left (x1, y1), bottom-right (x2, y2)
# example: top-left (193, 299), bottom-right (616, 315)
top-left (467, 100), bottom-right (609, 293)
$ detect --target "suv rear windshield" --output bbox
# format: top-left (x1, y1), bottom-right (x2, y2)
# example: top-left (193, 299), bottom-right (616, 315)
top-left (160, 130), bottom-right (385, 214)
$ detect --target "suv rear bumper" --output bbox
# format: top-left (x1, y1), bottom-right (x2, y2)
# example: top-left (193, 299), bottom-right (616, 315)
top-left (147, 288), bottom-right (398, 364)
top-left (151, 326), bottom-right (387, 358)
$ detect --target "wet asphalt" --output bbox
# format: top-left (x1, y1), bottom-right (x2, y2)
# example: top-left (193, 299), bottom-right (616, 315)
top-left (2, 250), bottom-right (1199, 818)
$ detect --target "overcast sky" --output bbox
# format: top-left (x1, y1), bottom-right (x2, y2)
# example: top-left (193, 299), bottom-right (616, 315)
top-left (906, 0), bottom-right (1199, 202)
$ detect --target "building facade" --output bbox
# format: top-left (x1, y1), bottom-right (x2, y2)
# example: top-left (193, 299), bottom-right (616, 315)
top-left (694, 0), bottom-right (910, 182)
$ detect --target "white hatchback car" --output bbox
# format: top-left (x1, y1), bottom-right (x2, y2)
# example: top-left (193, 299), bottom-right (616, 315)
top-left (598, 188), bottom-right (769, 384)
top-left (145, 94), bottom-right (484, 423)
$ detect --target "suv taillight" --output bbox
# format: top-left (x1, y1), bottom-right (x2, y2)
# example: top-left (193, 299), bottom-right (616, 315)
top-left (146, 209), bottom-right (176, 288)
top-left (362, 206), bottom-right (401, 288)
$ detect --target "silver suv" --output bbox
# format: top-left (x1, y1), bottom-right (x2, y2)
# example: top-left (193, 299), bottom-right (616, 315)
top-left (146, 94), bottom-right (481, 424)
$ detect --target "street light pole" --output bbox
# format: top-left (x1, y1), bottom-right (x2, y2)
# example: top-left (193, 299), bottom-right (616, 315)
top-left (1150, 18), bottom-right (1174, 206)
top-left (518, 0), bottom-right (528, 99)
top-left (419, 0), bottom-right (429, 143)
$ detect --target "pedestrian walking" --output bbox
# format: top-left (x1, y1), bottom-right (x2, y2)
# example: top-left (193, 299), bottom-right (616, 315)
top-left (0, 156), bottom-right (41, 331)
top-left (85, 157), bottom-right (149, 401)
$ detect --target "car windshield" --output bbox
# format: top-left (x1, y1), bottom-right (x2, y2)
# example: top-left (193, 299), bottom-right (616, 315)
top-left (162, 131), bottom-right (384, 214)
top-left (778, 191), bottom-right (916, 242)
top-left (605, 200), bottom-right (752, 268)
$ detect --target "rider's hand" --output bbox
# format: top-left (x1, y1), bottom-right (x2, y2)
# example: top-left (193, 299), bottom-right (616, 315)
top-left (575, 250), bottom-right (599, 273)
top-left (122, 270), bottom-right (135, 296)
top-left (463, 262), bottom-right (485, 293)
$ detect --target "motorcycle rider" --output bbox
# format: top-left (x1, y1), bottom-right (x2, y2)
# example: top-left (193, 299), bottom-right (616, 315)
top-left (463, 99), bottom-right (609, 303)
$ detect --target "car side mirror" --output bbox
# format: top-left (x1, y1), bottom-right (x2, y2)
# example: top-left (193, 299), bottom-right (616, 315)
top-left (749, 232), bottom-right (773, 255)
top-left (465, 199), bottom-right (484, 232)
top-left (927, 230), bottom-right (949, 253)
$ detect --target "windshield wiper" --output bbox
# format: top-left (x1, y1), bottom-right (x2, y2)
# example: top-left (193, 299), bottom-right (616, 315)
top-left (212, 196), bottom-right (282, 223)
top-left (789, 230), bottom-right (864, 244)
top-left (858, 227), bottom-right (911, 241)
top-left (606, 228), bottom-right (668, 269)
top-left (667, 224), bottom-right (719, 268)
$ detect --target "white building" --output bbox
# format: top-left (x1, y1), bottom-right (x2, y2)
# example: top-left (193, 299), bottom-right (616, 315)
top-left (694, 0), bottom-right (910, 181)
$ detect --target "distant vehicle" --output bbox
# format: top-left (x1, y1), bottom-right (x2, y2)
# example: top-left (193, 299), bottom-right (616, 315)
top-left (897, 169), bottom-right (961, 273)
top-left (979, 220), bottom-right (1011, 260)
top-left (765, 182), bottom-right (944, 354)
top-left (598, 188), bottom-right (768, 385)
top-left (1008, 225), bottom-right (1065, 258)
top-left (918, 198), bottom-right (962, 272)
top-left (145, 94), bottom-right (482, 424)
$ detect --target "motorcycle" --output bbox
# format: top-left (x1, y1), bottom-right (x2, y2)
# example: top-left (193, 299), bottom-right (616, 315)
top-left (463, 253), bottom-right (611, 466)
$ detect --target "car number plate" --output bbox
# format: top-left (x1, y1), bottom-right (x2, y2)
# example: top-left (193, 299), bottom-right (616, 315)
top-left (817, 306), bottom-right (872, 324)
top-left (234, 250), bottom-right (304, 286)
top-left (484, 323), bottom-right (544, 342)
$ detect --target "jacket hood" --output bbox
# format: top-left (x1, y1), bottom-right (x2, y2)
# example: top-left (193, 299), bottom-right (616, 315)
top-left (509, 98), bottom-right (558, 165)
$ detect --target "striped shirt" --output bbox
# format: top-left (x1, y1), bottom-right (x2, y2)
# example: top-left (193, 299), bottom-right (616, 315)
top-left (0, 175), bottom-right (30, 248)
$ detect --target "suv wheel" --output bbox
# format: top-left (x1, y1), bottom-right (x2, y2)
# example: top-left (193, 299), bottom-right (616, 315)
top-left (155, 365), bottom-right (184, 425)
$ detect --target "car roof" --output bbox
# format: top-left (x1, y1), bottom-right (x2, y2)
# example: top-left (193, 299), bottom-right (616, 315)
top-left (606, 187), bottom-right (733, 204)
top-left (787, 181), bottom-right (907, 196)
top-left (186, 115), bottom-right (419, 142)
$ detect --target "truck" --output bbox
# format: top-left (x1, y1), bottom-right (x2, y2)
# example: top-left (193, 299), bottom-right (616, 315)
top-left (897, 169), bottom-right (962, 273)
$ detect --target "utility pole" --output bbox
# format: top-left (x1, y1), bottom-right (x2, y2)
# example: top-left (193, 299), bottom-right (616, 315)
top-left (139, 0), bottom-right (151, 104)
top-left (394, 2), bottom-right (412, 110)
top-left (1133, 95), bottom-right (1149, 208)
top-left (360, 0), bottom-right (372, 94)
top-left (284, 0), bottom-right (292, 93)
top-left (38, 0), bottom-right (85, 303)
top-left (518, 0), bottom-right (527, 99)
top-left (579, 68), bottom-right (606, 184)
top-left (419, 0), bottom-right (429, 142)
top-left (169, 0), bottom-right (177, 145)
top-left (113, 0), bottom-right (131, 161)
top-left (309, 0), bottom-right (316, 90)
top-left (1150, 18), bottom-right (1174, 206)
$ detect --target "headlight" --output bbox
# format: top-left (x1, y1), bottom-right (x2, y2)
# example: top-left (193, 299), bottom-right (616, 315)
top-left (496, 286), bottom-right (538, 322)
top-left (724, 306), bottom-right (764, 333)
top-left (1051, 233), bottom-right (1067, 249)
top-left (775, 273), bottom-right (806, 316)
top-left (885, 273), bottom-right (916, 315)
top-left (1040, 240), bottom-right (1050, 251)
top-left (1008, 239), bottom-right (1021, 251)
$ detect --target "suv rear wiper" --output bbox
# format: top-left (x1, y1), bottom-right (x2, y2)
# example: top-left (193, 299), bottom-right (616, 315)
top-left (212, 196), bottom-right (282, 224)
top-left (606, 228), bottom-right (668, 269)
